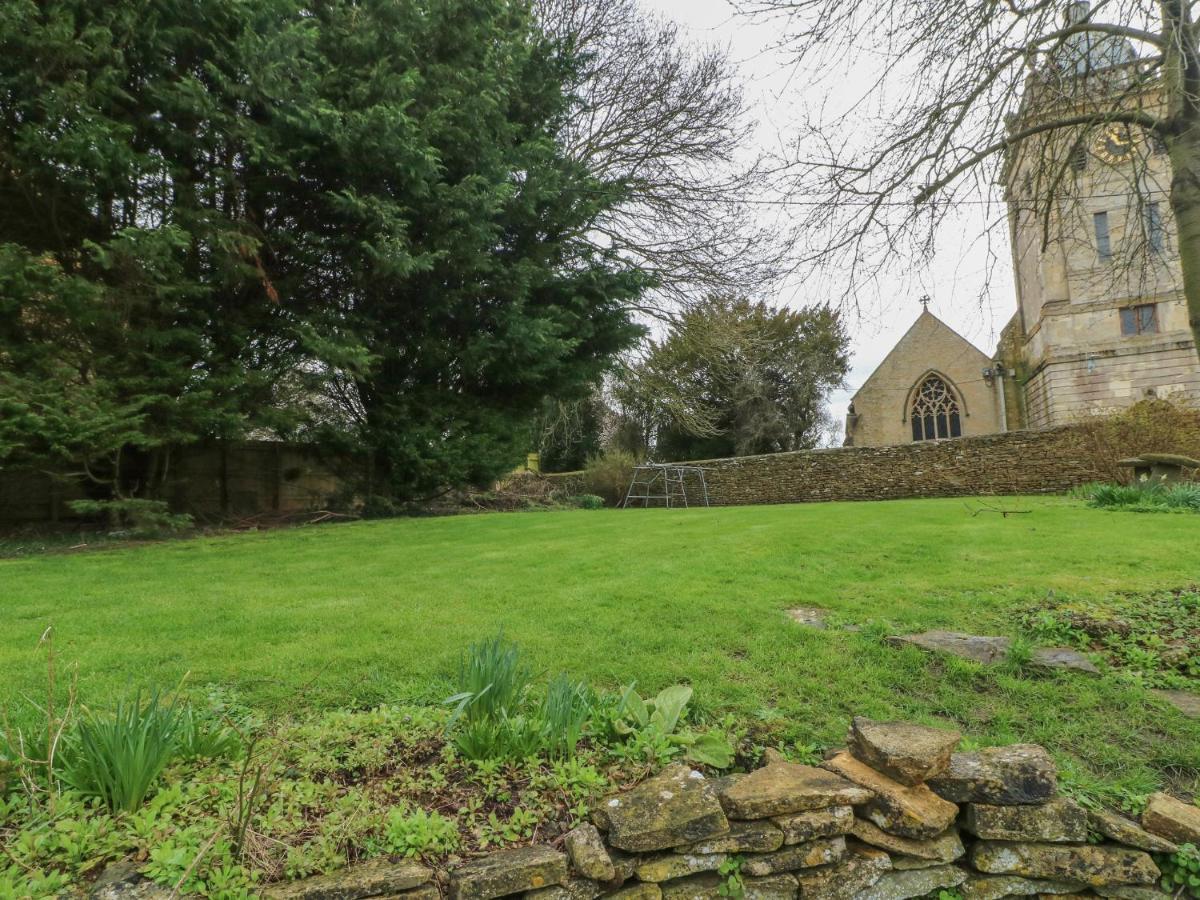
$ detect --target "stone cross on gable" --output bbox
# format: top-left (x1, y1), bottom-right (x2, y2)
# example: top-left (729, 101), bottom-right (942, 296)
top-left (919, 295), bottom-right (932, 311)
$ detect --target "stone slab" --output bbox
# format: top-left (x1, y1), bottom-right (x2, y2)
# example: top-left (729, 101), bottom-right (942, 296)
top-left (822, 751), bottom-right (959, 839)
top-left (794, 846), bottom-right (893, 900)
top-left (263, 859), bottom-right (433, 899)
top-left (566, 823), bottom-right (616, 882)
top-left (602, 764), bottom-right (730, 852)
top-left (719, 762), bottom-right (873, 819)
top-left (656, 872), bottom-right (799, 900)
top-left (1087, 808), bottom-right (1178, 854)
top-left (657, 873), bottom-right (723, 900)
top-left (772, 806), bottom-right (854, 844)
top-left (1151, 688), bottom-right (1200, 719)
top-left (887, 631), bottom-right (1012, 664)
top-left (448, 846), bottom-right (568, 900)
top-left (741, 836), bottom-right (846, 876)
top-left (846, 717), bottom-right (961, 786)
top-left (787, 607), bottom-right (828, 628)
top-left (741, 873), bottom-right (799, 900)
top-left (960, 875), bottom-right (1087, 899)
top-left (526, 876), bottom-right (602, 900)
top-left (608, 849), bottom-right (640, 882)
top-left (968, 841), bottom-right (1160, 888)
top-left (1141, 791), bottom-right (1200, 845)
top-left (634, 853), bottom-right (726, 884)
top-left (88, 862), bottom-right (173, 900)
top-left (680, 819), bottom-right (783, 854)
top-left (887, 631), bottom-right (1098, 676)
top-left (605, 885), bottom-right (662, 900)
top-left (928, 745), bottom-right (1057, 805)
top-left (855, 864), bottom-right (967, 900)
top-left (1030, 647), bottom-right (1100, 675)
top-left (1094, 885), bottom-right (1175, 899)
top-left (849, 818), bottom-right (964, 862)
top-left (964, 797), bottom-right (1088, 843)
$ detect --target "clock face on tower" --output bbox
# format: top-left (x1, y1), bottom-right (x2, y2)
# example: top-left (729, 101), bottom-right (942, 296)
top-left (1094, 124), bottom-right (1135, 164)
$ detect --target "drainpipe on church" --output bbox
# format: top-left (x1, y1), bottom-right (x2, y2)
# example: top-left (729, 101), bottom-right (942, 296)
top-left (985, 365), bottom-right (1009, 433)
top-left (996, 367), bottom-right (1009, 433)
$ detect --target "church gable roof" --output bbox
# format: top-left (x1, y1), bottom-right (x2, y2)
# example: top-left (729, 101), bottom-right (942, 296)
top-left (850, 310), bottom-right (994, 404)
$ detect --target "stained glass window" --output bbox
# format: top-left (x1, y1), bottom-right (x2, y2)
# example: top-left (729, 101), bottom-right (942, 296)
top-left (910, 375), bottom-right (963, 441)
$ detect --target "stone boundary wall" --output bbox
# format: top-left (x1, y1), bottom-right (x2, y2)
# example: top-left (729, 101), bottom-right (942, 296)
top-left (0, 442), bottom-right (347, 525)
top-left (0, 426), bottom-right (1111, 525)
top-left (247, 716), bottom-right (1196, 900)
top-left (548, 427), bottom-right (1102, 506)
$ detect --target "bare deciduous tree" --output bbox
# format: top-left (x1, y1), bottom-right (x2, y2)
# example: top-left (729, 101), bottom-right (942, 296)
top-left (740, 0), bottom-right (1200, 355)
top-left (539, 0), bottom-right (784, 313)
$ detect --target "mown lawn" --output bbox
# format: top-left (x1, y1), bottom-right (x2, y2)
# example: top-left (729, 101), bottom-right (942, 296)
top-left (2, 496), bottom-right (1198, 802)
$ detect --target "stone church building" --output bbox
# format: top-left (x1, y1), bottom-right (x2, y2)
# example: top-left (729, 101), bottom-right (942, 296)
top-left (844, 2), bottom-right (1200, 448)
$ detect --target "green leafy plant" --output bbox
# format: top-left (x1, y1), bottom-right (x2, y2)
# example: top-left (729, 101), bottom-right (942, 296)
top-left (1016, 587), bottom-right (1199, 688)
top-left (1157, 843), bottom-right (1200, 898)
top-left (59, 690), bottom-right (183, 813)
top-left (480, 806), bottom-right (541, 846)
top-left (1164, 482), bottom-right (1200, 510)
top-left (604, 684), bottom-right (734, 768)
top-left (446, 633), bottom-right (532, 728)
top-left (375, 808), bottom-right (461, 857)
top-left (174, 705), bottom-right (241, 761)
top-left (444, 635), bottom-right (603, 761)
top-left (1003, 636), bottom-right (1035, 673)
top-left (575, 494), bottom-right (606, 510)
top-left (1078, 481), bottom-right (1200, 514)
top-left (717, 856), bottom-right (745, 898)
top-left (541, 676), bottom-right (593, 760)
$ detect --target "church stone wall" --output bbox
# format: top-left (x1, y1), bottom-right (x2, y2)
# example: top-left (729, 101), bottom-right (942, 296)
top-left (1004, 79), bottom-right (1200, 427)
top-left (846, 312), bottom-right (1005, 448)
top-left (1023, 336), bottom-right (1200, 429)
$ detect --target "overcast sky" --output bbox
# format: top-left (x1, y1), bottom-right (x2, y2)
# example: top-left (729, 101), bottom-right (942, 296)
top-left (638, 0), bottom-right (1018, 443)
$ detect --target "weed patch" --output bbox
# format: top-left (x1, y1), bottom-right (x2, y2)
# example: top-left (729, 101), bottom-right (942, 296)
top-left (1018, 587), bottom-right (1200, 688)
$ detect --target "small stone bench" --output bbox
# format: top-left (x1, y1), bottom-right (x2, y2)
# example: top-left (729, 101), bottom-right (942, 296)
top-left (1116, 452), bottom-right (1200, 484)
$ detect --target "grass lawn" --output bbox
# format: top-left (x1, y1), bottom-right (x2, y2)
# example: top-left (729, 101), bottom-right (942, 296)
top-left (2, 495), bottom-right (1198, 804)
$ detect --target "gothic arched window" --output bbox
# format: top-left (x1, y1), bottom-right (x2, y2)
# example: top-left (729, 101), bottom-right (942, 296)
top-left (910, 375), bottom-right (962, 441)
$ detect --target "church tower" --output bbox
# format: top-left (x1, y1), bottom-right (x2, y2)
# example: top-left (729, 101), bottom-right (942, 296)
top-left (1002, 1), bottom-right (1200, 427)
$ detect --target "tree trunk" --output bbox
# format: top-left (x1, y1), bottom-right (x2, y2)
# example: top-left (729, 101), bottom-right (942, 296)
top-left (1171, 129), bottom-right (1200, 354)
top-left (1161, 0), bottom-right (1200, 356)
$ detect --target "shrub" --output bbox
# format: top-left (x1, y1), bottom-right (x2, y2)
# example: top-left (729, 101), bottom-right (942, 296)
top-left (581, 450), bottom-right (637, 507)
top-left (575, 494), bottom-right (605, 510)
top-left (60, 690), bottom-right (183, 813)
top-left (1067, 399), bottom-right (1200, 482)
top-left (68, 499), bottom-right (192, 537)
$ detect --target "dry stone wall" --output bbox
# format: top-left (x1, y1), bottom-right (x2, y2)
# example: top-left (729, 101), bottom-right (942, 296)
top-left (550, 427), bottom-right (1102, 507)
top-left (240, 715), bottom-right (1196, 900)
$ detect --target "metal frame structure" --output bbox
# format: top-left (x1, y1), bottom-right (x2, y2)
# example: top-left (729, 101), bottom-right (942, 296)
top-left (621, 463), bottom-right (711, 508)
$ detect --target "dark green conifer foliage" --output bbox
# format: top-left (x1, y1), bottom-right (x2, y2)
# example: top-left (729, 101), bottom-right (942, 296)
top-left (0, 0), bottom-right (643, 505)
